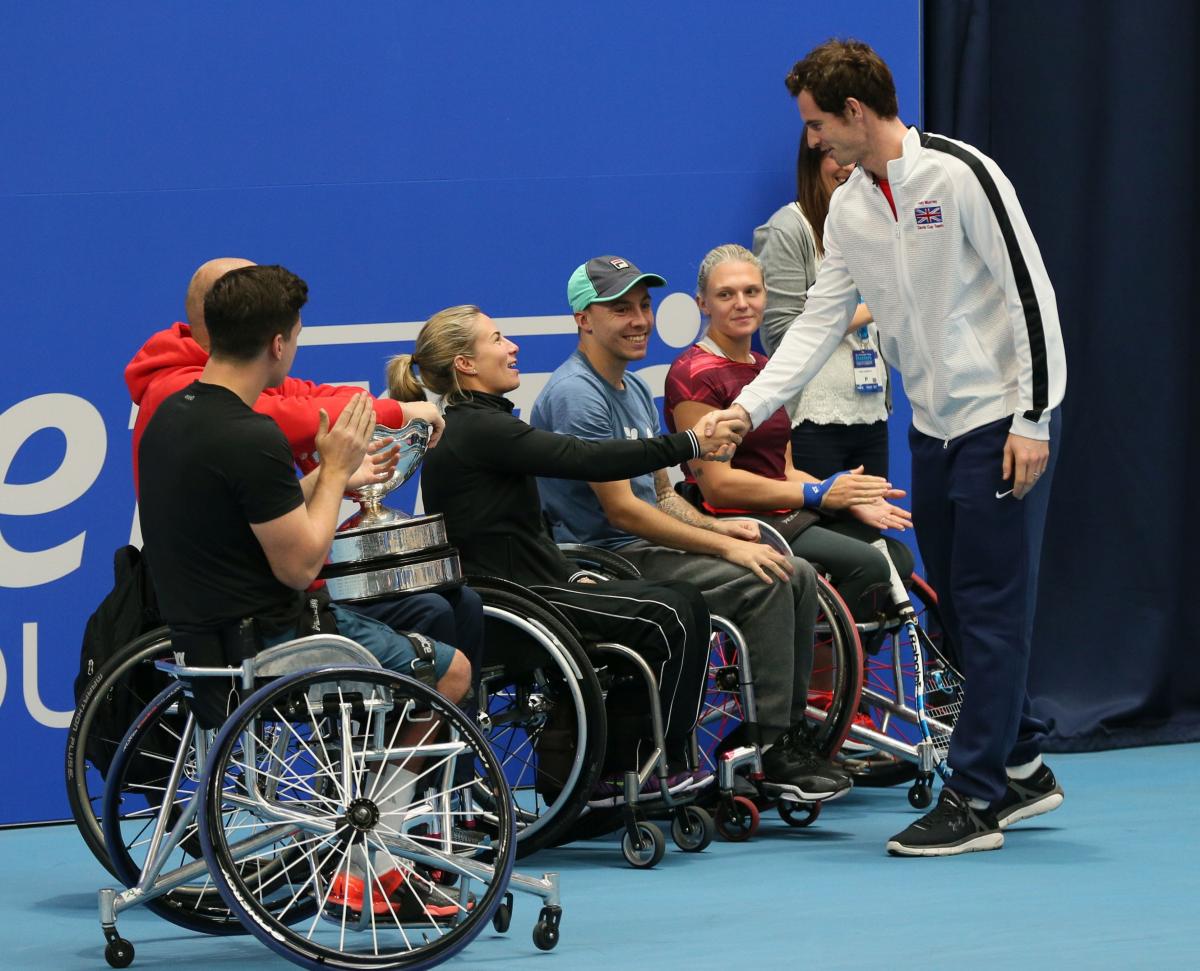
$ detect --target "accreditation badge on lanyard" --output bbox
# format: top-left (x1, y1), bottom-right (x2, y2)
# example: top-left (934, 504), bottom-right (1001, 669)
top-left (852, 326), bottom-right (884, 393)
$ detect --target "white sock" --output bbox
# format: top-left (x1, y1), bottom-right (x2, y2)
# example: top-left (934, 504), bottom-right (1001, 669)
top-left (346, 841), bottom-right (371, 881)
top-left (372, 766), bottom-right (417, 876)
top-left (1007, 755), bottom-right (1043, 780)
top-left (968, 796), bottom-right (990, 811)
top-left (374, 766), bottom-right (417, 821)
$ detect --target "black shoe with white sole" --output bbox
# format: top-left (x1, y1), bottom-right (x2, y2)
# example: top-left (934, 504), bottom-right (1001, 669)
top-left (761, 740), bottom-right (852, 802)
top-left (993, 763), bottom-right (1064, 829)
top-left (886, 788), bottom-right (1004, 857)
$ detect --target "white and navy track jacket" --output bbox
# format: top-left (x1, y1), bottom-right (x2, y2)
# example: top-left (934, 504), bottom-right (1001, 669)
top-left (737, 127), bottom-right (1066, 442)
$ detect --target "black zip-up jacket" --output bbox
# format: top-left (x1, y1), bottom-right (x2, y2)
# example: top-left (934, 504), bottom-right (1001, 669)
top-left (421, 392), bottom-right (700, 585)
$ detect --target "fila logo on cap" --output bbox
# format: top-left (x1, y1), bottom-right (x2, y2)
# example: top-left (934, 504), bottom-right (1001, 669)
top-left (609, 258), bottom-right (630, 269)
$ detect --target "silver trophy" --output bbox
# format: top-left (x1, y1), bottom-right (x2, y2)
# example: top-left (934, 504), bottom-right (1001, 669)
top-left (338, 418), bottom-right (432, 530)
top-left (320, 417), bottom-right (464, 601)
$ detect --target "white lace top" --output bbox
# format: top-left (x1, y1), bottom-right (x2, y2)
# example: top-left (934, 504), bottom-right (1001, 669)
top-left (752, 202), bottom-right (889, 426)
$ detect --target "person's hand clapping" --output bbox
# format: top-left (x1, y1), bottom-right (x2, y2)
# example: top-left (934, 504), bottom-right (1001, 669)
top-left (346, 435), bottom-right (398, 490)
top-left (815, 466), bottom-right (902, 510)
top-left (848, 497), bottom-right (913, 532)
top-left (316, 393), bottom-right (375, 483)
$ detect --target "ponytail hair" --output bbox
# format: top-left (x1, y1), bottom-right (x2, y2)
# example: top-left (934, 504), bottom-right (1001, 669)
top-left (386, 304), bottom-right (482, 406)
top-left (386, 353), bottom-right (427, 403)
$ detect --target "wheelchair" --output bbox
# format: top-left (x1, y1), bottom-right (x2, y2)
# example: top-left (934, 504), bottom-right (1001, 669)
top-left (467, 541), bottom-right (863, 850)
top-left (93, 632), bottom-right (562, 969)
top-left (469, 569), bottom-right (715, 869)
top-left (690, 509), bottom-right (957, 819)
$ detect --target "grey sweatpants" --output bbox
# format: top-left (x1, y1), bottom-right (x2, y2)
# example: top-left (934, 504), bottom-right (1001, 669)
top-left (615, 541), bottom-right (818, 743)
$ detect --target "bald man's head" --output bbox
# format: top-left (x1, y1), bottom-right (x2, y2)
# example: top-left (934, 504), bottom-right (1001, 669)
top-left (185, 257), bottom-right (255, 349)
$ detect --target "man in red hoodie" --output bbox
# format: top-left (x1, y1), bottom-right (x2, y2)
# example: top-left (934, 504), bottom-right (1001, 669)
top-left (126, 257), bottom-right (480, 672)
top-left (127, 257), bottom-right (446, 485)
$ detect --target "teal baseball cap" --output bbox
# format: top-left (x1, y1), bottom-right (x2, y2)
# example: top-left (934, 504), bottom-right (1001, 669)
top-left (567, 256), bottom-right (667, 313)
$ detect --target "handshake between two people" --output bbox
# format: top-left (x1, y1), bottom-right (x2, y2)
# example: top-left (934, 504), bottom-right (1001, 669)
top-left (690, 410), bottom-right (749, 462)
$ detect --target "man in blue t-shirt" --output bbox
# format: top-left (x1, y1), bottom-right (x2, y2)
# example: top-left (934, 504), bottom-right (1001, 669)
top-left (531, 255), bottom-right (852, 803)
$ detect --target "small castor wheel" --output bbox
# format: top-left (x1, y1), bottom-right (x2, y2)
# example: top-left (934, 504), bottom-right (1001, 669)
top-left (908, 783), bottom-right (932, 809)
top-left (105, 938), bottom-right (135, 968)
top-left (715, 795), bottom-right (759, 842)
top-left (778, 797), bottom-right (821, 827)
top-left (621, 821), bottom-right (666, 869)
top-left (533, 905), bottom-right (562, 951)
top-left (671, 805), bottom-right (715, 852)
top-left (492, 892), bottom-right (513, 933)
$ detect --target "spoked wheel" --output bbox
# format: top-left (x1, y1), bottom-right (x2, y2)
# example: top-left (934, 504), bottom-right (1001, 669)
top-left (101, 681), bottom-right (282, 934)
top-left (805, 577), bottom-right (865, 757)
top-left (66, 627), bottom-right (174, 877)
top-left (199, 665), bottom-right (515, 971)
top-left (474, 583), bottom-right (606, 858)
top-left (621, 821), bottom-right (666, 869)
top-left (840, 573), bottom-right (945, 785)
top-left (696, 626), bottom-right (750, 777)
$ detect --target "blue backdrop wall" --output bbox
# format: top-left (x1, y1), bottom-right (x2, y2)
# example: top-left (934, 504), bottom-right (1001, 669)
top-left (0, 1), bottom-right (919, 824)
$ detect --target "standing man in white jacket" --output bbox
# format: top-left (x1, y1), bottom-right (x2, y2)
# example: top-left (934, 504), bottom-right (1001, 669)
top-left (708, 39), bottom-right (1067, 856)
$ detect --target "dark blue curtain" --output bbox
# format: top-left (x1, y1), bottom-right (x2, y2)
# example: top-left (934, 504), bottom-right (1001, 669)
top-left (924, 0), bottom-right (1200, 750)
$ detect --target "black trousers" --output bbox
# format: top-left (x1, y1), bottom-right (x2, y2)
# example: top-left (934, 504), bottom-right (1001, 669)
top-left (789, 518), bottom-right (915, 621)
top-left (531, 579), bottom-right (710, 768)
top-left (909, 413), bottom-right (1059, 803)
top-left (790, 419), bottom-right (890, 479)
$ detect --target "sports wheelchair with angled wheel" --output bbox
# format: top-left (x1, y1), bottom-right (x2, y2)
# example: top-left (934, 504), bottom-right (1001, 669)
top-left (546, 543), bottom-right (865, 845)
top-left (94, 632), bottom-right (563, 970)
top-left (691, 511), bottom-right (961, 815)
top-left (468, 564), bottom-right (715, 869)
top-left (664, 474), bottom-right (962, 814)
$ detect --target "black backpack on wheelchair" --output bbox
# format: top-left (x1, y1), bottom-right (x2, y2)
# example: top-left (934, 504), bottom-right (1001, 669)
top-left (74, 545), bottom-right (162, 776)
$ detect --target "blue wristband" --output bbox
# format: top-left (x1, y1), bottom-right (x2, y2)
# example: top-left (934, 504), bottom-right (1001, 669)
top-left (802, 471), bottom-right (849, 509)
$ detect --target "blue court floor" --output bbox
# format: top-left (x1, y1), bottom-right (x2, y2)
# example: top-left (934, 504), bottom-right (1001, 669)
top-left (4, 743), bottom-right (1195, 970)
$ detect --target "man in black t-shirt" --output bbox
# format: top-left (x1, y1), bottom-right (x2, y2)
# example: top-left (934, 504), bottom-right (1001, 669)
top-left (139, 263), bottom-right (468, 694)
top-left (138, 265), bottom-right (471, 914)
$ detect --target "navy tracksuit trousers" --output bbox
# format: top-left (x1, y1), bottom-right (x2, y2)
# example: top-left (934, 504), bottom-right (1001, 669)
top-left (908, 411), bottom-right (1060, 804)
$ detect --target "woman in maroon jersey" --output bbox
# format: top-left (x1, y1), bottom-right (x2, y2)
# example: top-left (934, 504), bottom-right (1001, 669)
top-left (664, 244), bottom-right (913, 621)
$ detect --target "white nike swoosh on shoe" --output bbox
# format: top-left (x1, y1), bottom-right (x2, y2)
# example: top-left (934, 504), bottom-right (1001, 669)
top-left (995, 489), bottom-right (1014, 499)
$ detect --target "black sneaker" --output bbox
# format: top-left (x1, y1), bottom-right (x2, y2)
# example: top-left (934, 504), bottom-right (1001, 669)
top-left (787, 726), bottom-right (854, 800)
top-left (761, 737), bottom-right (852, 802)
top-left (993, 763), bottom-right (1064, 829)
top-left (886, 788), bottom-right (1003, 857)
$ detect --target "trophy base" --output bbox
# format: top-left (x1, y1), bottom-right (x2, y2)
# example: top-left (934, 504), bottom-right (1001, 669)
top-left (338, 503), bottom-right (410, 531)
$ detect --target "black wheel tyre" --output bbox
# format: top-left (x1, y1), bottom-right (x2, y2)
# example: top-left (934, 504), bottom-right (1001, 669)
top-left (104, 939), bottom-right (135, 968)
top-left (908, 784), bottom-right (932, 809)
top-left (621, 822), bottom-right (666, 869)
top-left (493, 903), bottom-right (512, 934)
top-left (843, 756), bottom-right (919, 788)
top-left (778, 799), bottom-right (821, 827)
top-left (533, 921), bottom-right (560, 951)
top-left (473, 583), bottom-right (607, 858)
top-left (671, 806), bottom-right (715, 852)
top-left (808, 577), bottom-right (864, 756)
top-left (66, 627), bottom-right (173, 878)
top-left (715, 795), bottom-right (759, 842)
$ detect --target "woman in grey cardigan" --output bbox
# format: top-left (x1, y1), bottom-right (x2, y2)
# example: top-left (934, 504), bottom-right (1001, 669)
top-left (753, 135), bottom-right (890, 478)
